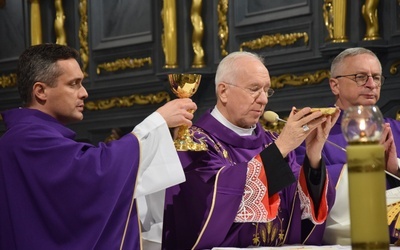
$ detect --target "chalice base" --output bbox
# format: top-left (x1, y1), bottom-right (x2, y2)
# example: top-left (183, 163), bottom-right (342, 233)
top-left (174, 127), bottom-right (207, 151)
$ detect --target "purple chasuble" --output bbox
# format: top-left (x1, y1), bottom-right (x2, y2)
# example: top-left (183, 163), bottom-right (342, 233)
top-left (162, 109), bottom-right (334, 250)
top-left (0, 108), bottom-right (141, 249)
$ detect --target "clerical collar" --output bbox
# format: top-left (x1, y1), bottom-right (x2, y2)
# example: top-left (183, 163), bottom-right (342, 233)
top-left (210, 106), bottom-right (256, 136)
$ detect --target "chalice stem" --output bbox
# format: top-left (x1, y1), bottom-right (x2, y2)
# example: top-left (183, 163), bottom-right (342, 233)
top-left (176, 125), bottom-right (189, 142)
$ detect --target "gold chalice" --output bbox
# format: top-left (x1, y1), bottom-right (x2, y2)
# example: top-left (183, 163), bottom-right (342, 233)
top-left (168, 73), bottom-right (207, 151)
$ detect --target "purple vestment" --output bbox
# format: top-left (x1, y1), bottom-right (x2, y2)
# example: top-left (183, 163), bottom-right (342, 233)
top-left (162, 110), bottom-right (335, 250)
top-left (0, 108), bottom-right (141, 249)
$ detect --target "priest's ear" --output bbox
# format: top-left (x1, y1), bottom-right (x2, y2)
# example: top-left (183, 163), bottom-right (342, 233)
top-left (32, 82), bottom-right (48, 103)
top-left (329, 77), bottom-right (339, 96)
top-left (217, 82), bottom-right (229, 103)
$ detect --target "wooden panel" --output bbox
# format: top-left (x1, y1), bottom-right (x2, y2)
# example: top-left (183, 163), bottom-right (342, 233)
top-left (234, 0), bottom-right (310, 27)
top-left (396, 2), bottom-right (400, 35)
top-left (389, 0), bottom-right (400, 39)
top-left (91, 0), bottom-right (152, 50)
top-left (0, 0), bottom-right (27, 62)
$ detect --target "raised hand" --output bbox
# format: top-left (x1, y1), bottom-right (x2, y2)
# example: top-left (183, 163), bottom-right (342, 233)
top-left (305, 108), bottom-right (340, 168)
top-left (275, 107), bottom-right (331, 158)
top-left (156, 98), bottom-right (197, 128)
top-left (381, 123), bottom-right (399, 175)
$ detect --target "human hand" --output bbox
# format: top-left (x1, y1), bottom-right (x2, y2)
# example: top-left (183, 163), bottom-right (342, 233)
top-left (275, 107), bottom-right (337, 159)
top-left (305, 108), bottom-right (340, 168)
top-left (380, 123), bottom-right (399, 175)
top-left (156, 98), bottom-right (197, 128)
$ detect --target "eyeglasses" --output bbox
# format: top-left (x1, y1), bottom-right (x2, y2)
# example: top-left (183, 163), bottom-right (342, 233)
top-left (334, 73), bottom-right (385, 87)
top-left (224, 82), bottom-right (274, 98)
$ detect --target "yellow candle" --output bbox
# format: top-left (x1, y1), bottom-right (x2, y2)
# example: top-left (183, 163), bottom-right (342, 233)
top-left (347, 143), bottom-right (389, 250)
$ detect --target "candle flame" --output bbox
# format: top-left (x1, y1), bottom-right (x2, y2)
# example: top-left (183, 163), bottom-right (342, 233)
top-left (359, 119), bottom-right (366, 131)
top-left (359, 120), bottom-right (367, 138)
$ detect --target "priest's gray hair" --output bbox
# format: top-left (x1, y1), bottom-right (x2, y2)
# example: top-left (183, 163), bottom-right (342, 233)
top-left (330, 47), bottom-right (381, 77)
top-left (215, 51), bottom-right (264, 93)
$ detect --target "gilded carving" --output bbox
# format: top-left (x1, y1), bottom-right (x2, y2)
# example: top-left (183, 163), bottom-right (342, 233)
top-left (96, 57), bottom-right (152, 74)
top-left (270, 70), bottom-right (330, 89)
top-left (323, 0), bottom-right (348, 43)
top-left (0, 73), bottom-right (17, 88)
top-left (390, 60), bottom-right (400, 75)
top-left (239, 32), bottom-right (308, 51)
top-left (362, 0), bottom-right (381, 40)
top-left (79, 0), bottom-right (89, 76)
top-left (84, 91), bottom-right (171, 111)
top-left (54, 0), bottom-right (67, 45)
top-left (191, 0), bottom-right (205, 68)
top-left (323, 0), bottom-right (334, 40)
top-left (217, 0), bottom-right (229, 57)
top-left (30, 0), bottom-right (42, 45)
top-left (161, 0), bottom-right (178, 68)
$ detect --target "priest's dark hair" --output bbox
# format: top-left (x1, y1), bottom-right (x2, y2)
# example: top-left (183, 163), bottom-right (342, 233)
top-left (16, 43), bottom-right (81, 106)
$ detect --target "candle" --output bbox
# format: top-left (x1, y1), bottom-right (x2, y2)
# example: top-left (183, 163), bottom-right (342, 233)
top-left (342, 105), bottom-right (389, 250)
top-left (347, 143), bottom-right (389, 249)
